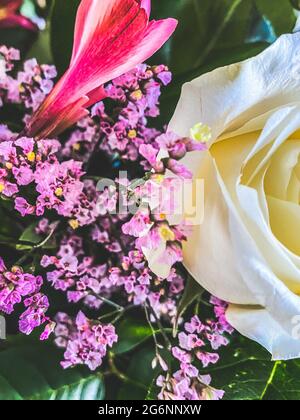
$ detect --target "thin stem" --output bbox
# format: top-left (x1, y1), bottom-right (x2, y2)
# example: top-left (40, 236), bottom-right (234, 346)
top-left (148, 304), bottom-right (172, 350)
top-left (194, 0), bottom-right (242, 69)
top-left (111, 304), bottom-right (136, 324)
top-left (14, 222), bottom-right (59, 266)
top-left (91, 290), bottom-right (124, 312)
top-left (108, 353), bottom-right (148, 391)
top-left (98, 308), bottom-right (122, 322)
top-left (144, 304), bottom-right (160, 354)
top-left (98, 296), bottom-right (123, 312)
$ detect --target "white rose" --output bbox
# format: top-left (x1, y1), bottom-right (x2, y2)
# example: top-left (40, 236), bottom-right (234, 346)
top-left (169, 32), bottom-right (300, 360)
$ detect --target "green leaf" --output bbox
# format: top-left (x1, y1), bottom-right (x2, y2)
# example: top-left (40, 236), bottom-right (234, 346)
top-left (117, 347), bottom-right (156, 400)
top-left (157, 41), bottom-right (268, 127)
top-left (151, 0), bottom-right (254, 75)
top-left (0, 336), bottom-right (105, 400)
top-left (255, 0), bottom-right (296, 36)
top-left (27, 25), bottom-right (53, 64)
top-left (113, 317), bottom-right (156, 355)
top-left (16, 222), bottom-right (56, 250)
top-left (149, 0), bottom-right (274, 125)
top-left (208, 334), bottom-right (300, 400)
top-left (291, 0), bottom-right (300, 11)
top-left (50, 0), bottom-right (80, 76)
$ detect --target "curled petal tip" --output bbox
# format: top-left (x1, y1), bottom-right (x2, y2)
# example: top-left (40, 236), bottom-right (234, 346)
top-left (140, 0), bottom-right (151, 17)
top-left (27, 0), bottom-right (178, 139)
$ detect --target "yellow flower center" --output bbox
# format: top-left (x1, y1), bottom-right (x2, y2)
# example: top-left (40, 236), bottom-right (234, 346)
top-left (55, 187), bottom-right (63, 197)
top-left (72, 143), bottom-right (81, 151)
top-left (128, 129), bottom-right (137, 139)
top-left (27, 152), bottom-right (36, 162)
top-left (159, 225), bottom-right (175, 242)
top-left (69, 219), bottom-right (79, 230)
top-left (11, 266), bottom-right (22, 274)
top-left (190, 122), bottom-right (212, 143)
top-left (0, 183), bottom-right (4, 193)
top-left (5, 162), bottom-right (13, 170)
top-left (152, 174), bottom-right (164, 184)
top-left (131, 90), bottom-right (143, 100)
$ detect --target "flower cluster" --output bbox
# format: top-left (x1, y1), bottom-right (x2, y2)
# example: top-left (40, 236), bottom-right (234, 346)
top-left (54, 311), bottom-right (118, 371)
top-left (139, 129), bottom-right (208, 177)
top-left (41, 232), bottom-right (113, 310)
top-left (0, 257), bottom-right (52, 338)
top-left (157, 372), bottom-right (224, 401)
top-left (62, 64), bottom-right (171, 165)
top-left (0, 42), bottom-right (233, 401)
top-left (98, 64), bottom-right (171, 163)
top-left (0, 47), bottom-right (57, 113)
top-left (156, 300), bottom-right (233, 400)
top-left (111, 123), bottom-right (210, 279)
top-left (0, 133), bottom-right (100, 226)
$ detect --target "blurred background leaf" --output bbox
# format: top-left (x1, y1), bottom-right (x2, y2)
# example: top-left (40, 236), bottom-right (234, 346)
top-left (0, 335), bottom-right (105, 400)
top-left (255, 0), bottom-right (296, 36)
top-left (149, 0), bottom-right (296, 124)
top-left (50, 0), bottom-right (80, 75)
top-left (112, 317), bottom-right (157, 355)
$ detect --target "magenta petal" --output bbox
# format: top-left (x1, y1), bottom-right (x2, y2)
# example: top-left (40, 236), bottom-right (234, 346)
top-left (0, 14), bottom-right (37, 31)
top-left (26, 0), bottom-right (177, 139)
top-left (140, 0), bottom-right (151, 17)
top-left (85, 86), bottom-right (107, 108)
top-left (71, 0), bottom-right (138, 64)
top-left (0, 0), bottom-right (22, 12)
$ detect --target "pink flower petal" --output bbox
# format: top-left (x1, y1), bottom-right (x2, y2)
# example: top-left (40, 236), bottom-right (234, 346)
top-left (140, 0), bottom-right (151, 17)
top-left (0, 14), bottom-right (37, 31)
top-left (0, 0), bottom-right (22, 12)
top-left (0, 0), bottom-right (37, 30)
top-left (71, 0), bottom-right (140, 64)
top-left (26, 0), bottom-right (177, 139)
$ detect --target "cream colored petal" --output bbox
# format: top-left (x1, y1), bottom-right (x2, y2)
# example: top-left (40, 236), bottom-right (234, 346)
top-left (287, 172), bottom-right (300, 203)
top-left (183, 146), bottom-right (300, 358)
top-left (182, 154), bottom-right (256, 304)
top-left (207, 107), bottom-right (300, 289)
top-left (222, 179), bottom-right (300, 342)
top-left (169, 33), bottom-right (300, 141)
top-left (267, 196), bottom-right (300, 256)
top-left (142, 241), bottom-right (170, 279)
top-left (244, 106), bottom-right (300, 184)
top-left (237, 185), bottom-right (300, 292)
top-left (227, 305), bottom-right (300, 361)
top-left (264, 139), bottom-right (300, 202)
top-left (169, 32), bottom-right (300, 359)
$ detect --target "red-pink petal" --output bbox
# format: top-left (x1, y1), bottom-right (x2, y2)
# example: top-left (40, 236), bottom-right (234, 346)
top-left (0, 14), bottom-right (37, 31)
top-left (0, 0), bottom-right (22, 12)
top-left (71, 0), bottom-right (141, 64)
top-left (140, 0), bottom-right (151, 17)
top-left (26, 0), bottom-right (177, 139)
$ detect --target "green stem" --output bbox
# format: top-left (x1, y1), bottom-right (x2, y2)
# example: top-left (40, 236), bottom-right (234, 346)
top-left (260, 361), bottom-right (282, 400)
top-left (144, 304), bottom-right (161, 353)
top-left (194, 0), bottom-right (242, 68)
top-left (97, 295), bottom-right (124, 312)
top-left (14, 222), bottom-right (58, 266)
top-left (148, 303), bottom-right (172, 350)
top-left (108, 353), bottom-right (148, 391)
